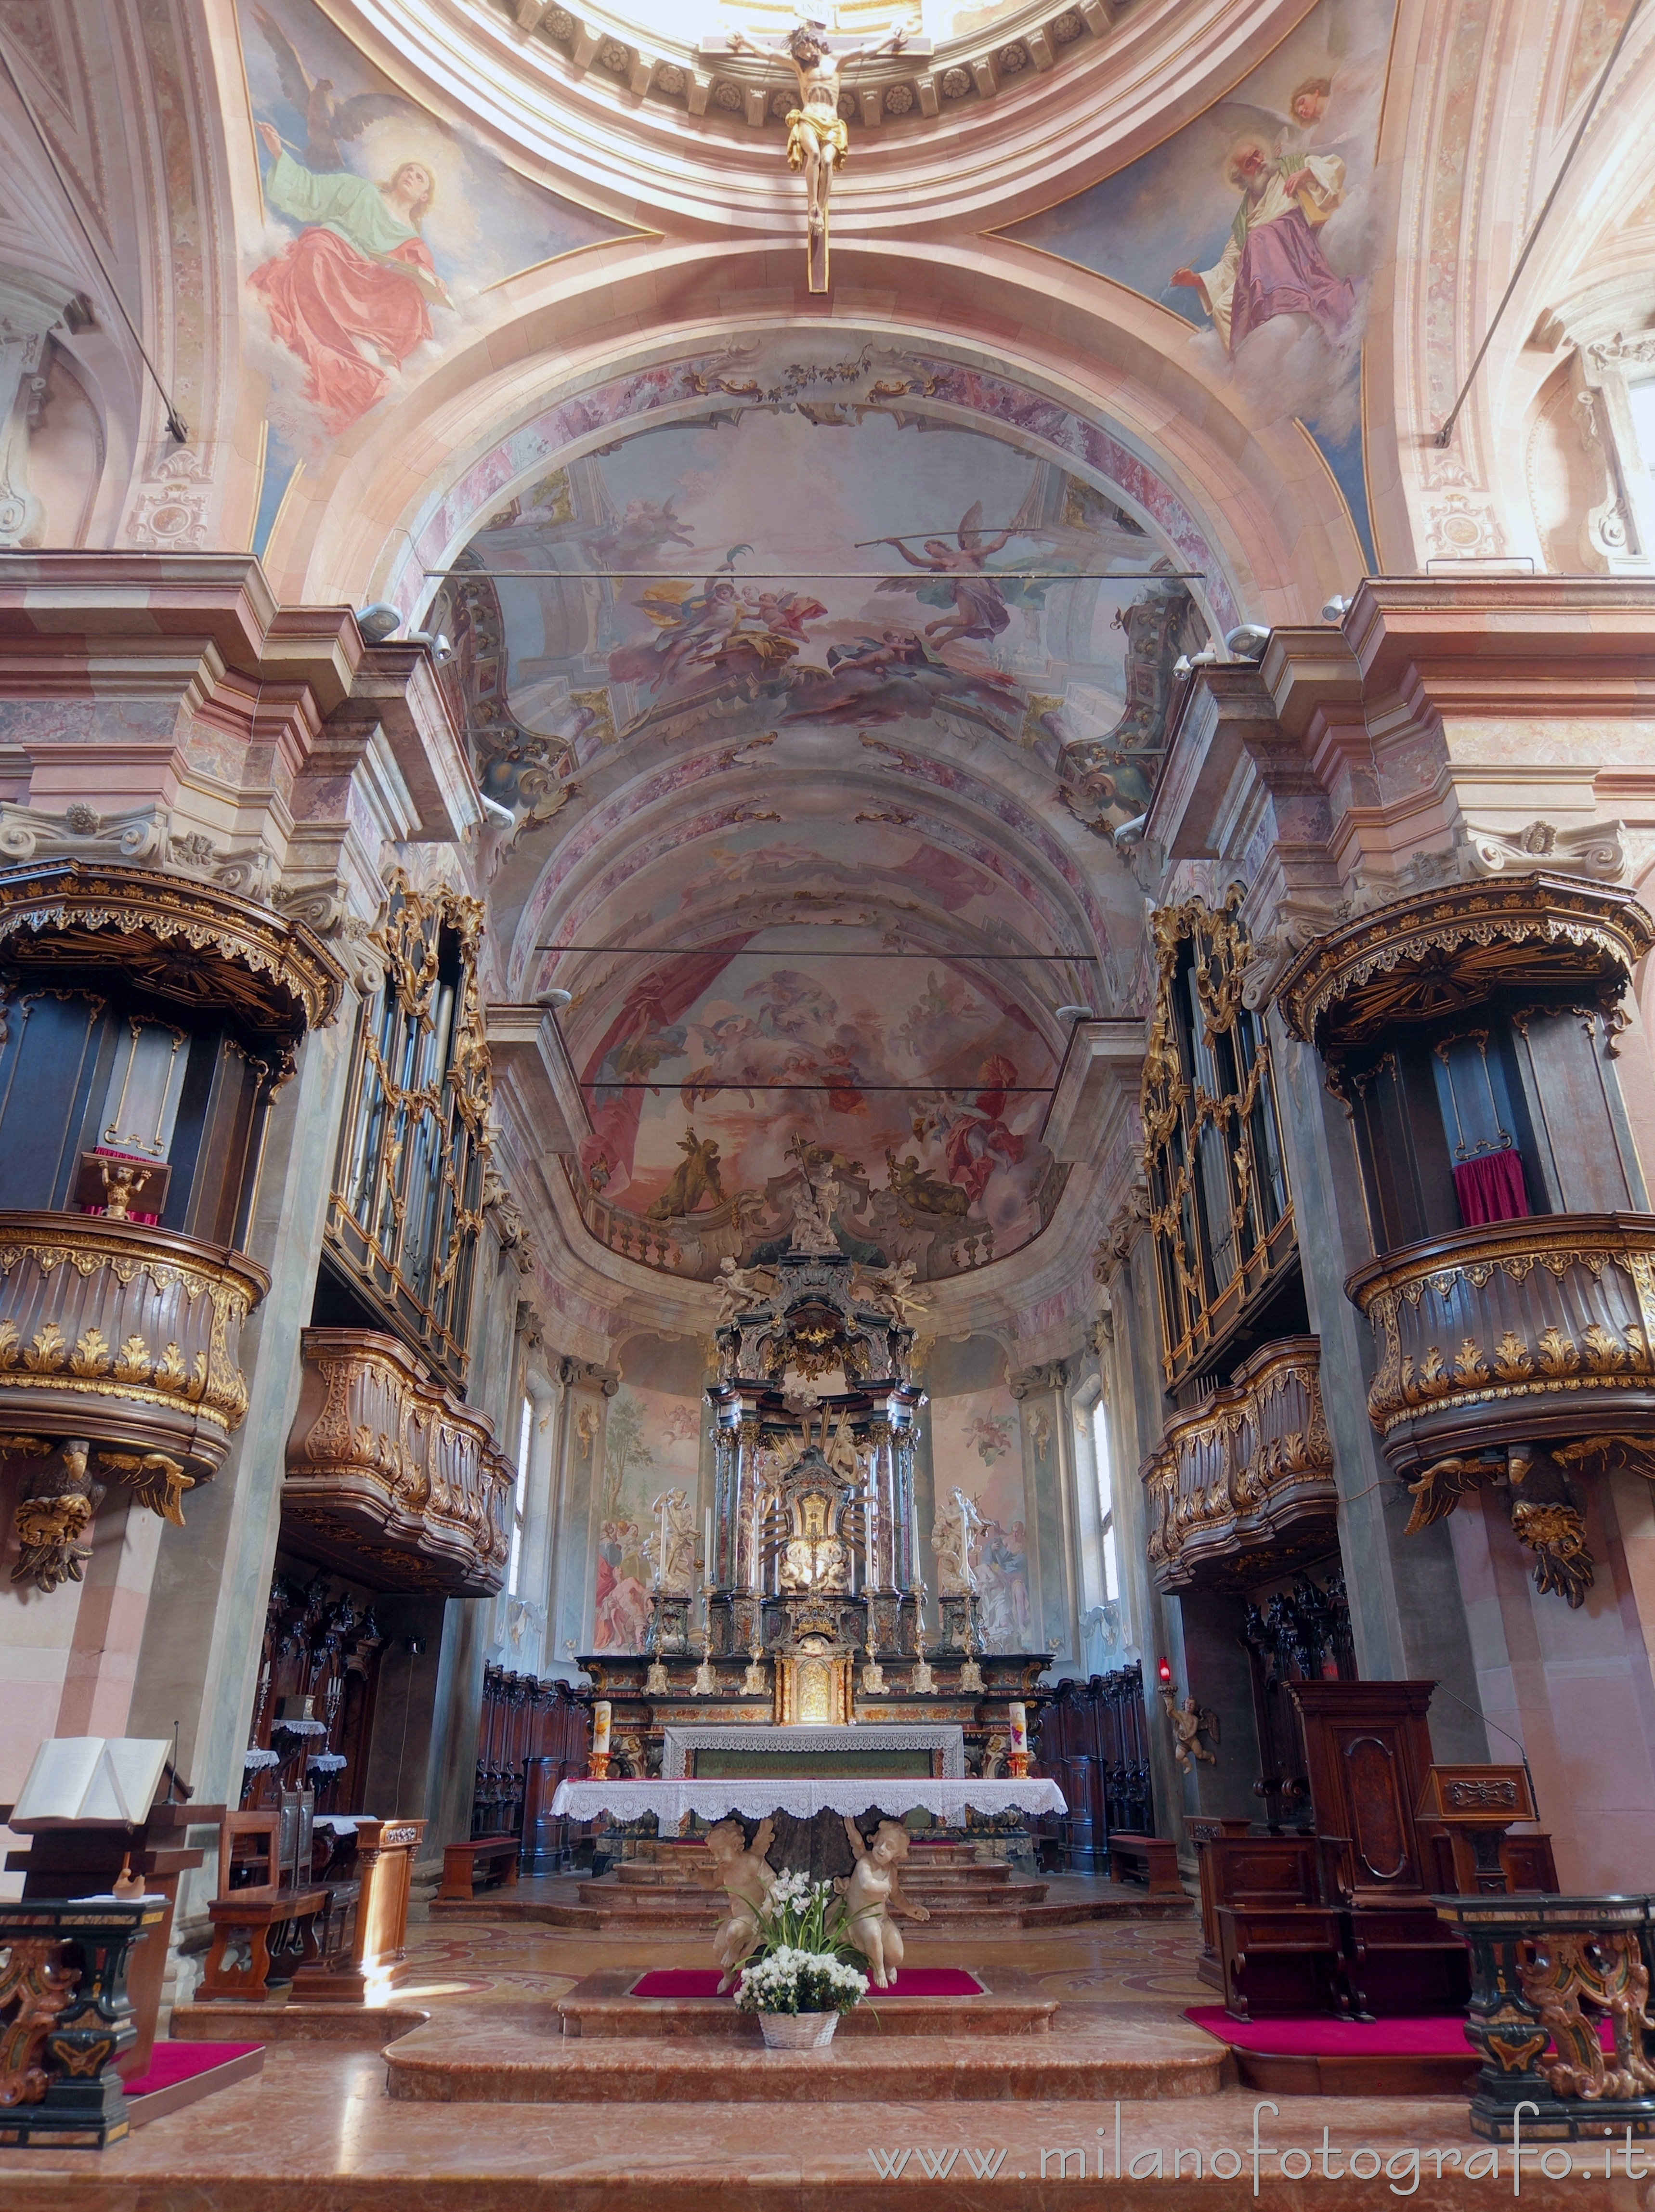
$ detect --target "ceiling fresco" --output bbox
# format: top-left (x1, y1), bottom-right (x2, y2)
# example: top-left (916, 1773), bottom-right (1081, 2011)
top-left (431, 342), bottom-right (1212, 1287)
top-left (1006, 0), bottom-right (1397, 561)
top-left (235, 0), bottom-right (634, 544)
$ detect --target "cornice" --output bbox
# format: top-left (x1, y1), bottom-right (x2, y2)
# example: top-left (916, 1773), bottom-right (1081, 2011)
top-left (326, 0), bottom-right (1327, 238)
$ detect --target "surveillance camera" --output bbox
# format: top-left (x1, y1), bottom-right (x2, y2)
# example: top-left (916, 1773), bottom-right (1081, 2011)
top-left (1321, 594), bottom-right (1352, 623)
top-left (1054, 1004), bottom-right (1094, 1021)
top-left (1224, 623), bottom-right (1272, 663)
top-left (537, 987), bottom-right (573, 1009)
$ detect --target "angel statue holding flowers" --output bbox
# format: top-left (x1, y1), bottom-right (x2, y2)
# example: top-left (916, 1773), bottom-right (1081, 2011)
top-left (728, 18), bottom-right (912, 292)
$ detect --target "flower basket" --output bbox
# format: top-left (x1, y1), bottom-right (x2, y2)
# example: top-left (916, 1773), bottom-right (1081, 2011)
top-left (733, 1872), bottom-right (870, 2045)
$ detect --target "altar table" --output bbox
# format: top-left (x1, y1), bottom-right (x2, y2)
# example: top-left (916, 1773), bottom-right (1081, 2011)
top-left (549, 1776), bottom-right (1065, 1825)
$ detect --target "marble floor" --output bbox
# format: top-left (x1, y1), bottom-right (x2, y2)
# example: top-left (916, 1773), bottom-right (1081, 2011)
top-left (0, 1884), bottom-right (1629, 2206)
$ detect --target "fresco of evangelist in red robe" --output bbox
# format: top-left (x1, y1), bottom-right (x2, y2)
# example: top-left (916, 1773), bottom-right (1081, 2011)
top-left (249, 128), bottom-right (451, 435)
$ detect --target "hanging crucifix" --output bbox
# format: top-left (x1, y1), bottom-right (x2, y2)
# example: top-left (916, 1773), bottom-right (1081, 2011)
top-left (728, 18), bottom-right (913, 293)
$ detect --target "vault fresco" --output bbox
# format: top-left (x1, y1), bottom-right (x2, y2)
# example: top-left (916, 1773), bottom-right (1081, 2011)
top-left (432, 359), bottom-right (1207, 848)
top-left (431, 343), bottom-right (1210, 1287)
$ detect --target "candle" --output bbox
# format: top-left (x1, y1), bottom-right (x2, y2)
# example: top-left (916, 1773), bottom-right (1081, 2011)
top-left (1008, 1701), bottom-right (1028, 1755)
top-left (705, 1505), bottom-right (714, 1587)
top-left (592, 1700), bottom-right (612, 1755)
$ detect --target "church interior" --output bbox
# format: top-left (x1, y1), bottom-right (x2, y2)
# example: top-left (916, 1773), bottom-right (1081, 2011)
top-left (0, 0), bottom-right (1654, 2194)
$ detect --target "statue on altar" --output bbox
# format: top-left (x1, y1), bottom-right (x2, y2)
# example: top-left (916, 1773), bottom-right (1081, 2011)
top-left (707, 1814), bottom-right (778, 1989)
top-left (728, 20), bottom-right (911, 294)
top-left (783, 1135), bottom-right (844, 1254)
top-left (837, 1816), bottom-right (930, 1989)
top-left (715, 1255), bottom-right (776, 1327)
top-left (644, 1487), bottom-right (698, 1594)
top-left (853, 1257), bottom-right (928, 1329)
top-left (931, 1487), bottom-right (985, 1596)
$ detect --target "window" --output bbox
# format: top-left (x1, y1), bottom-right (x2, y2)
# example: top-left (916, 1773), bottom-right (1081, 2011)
top-left (1092, 1397), bottom-right (1119, 1602)
top-left (1629, 377), bottom-right (1655, 478)
top-left (508, 1393), bottom-right (532, 1597)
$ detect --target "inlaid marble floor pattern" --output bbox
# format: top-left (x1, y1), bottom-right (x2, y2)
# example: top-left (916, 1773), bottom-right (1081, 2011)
top-left (0, 1889), bottom-right (1603, 2207)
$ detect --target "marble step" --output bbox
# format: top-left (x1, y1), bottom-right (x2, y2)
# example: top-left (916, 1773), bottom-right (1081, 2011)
top-left (384, 2021), bottom-right (1225, 2103)
top-left (576, 1877), bottom-right (1051, 1921)
top-left (556, 1967), bottom-right (1057, 2039)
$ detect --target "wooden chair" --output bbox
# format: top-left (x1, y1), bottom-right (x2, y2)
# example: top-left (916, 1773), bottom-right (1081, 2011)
top-left (1208, 1835), bottom-right (1350, 2020)
top-left (197, 1810), bottom-right (326, 2003)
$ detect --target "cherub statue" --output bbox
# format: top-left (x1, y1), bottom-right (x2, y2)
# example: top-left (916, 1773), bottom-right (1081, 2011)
top-left (714, 1254), bottom-right (776, 1328)
top-left (930, 1486), bottom-right (984, 1597)
top-left (836, 1817), bottom-right (929, 1989)
top-left (705, 1816), bottom-right (777, 1990)
top-left (728, 19), bottom-right (910, 292)
top-left (1159, 1683), bottom-right (1219, 1772)
top-left (858, 1256), bottom-right (929, 1328)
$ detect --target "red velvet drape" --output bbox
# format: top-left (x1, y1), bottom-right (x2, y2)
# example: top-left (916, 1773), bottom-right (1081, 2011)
top-left (1453, 1148), bottom-right (1530, 1225)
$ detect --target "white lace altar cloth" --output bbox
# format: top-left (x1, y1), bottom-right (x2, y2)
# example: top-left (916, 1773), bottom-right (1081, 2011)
top-left (550, 1777), bottom-right (1066, 1824)
top-left (661, 1723), bottom-right (966, 1779)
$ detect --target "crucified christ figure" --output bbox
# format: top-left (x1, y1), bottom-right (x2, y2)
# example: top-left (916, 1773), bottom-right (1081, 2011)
top-left (730, 19), bottom-right (910, 293)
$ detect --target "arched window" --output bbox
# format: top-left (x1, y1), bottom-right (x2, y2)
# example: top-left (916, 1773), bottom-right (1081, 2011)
top-left (1091, 1396), bottom-right (1119, 1604)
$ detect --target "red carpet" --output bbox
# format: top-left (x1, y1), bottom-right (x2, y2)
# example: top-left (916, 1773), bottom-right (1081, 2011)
top-left (631, 1968), bottom-right (986, 1998)
top-left (1186, 2007), bottom-right (1615, 2056)
top-left (123, 2041), bottom-right (265, 2123)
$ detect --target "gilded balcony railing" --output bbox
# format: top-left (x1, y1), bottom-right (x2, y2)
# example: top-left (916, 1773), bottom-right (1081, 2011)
top-left (1347, 1212), bottom-right (1655, 1604)
top-left (283, 1326), bottom-right (514, 1597)
top-left (0, 1211), bottom-right (269, 1589)
top-left (1142, 1335), bottom-right (1336, 1592)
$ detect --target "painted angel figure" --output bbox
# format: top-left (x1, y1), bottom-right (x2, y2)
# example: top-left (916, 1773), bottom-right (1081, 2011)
top-left (728, 19), bottom-right (910, 291)
top-left (873, 502), bottom-right (1019, 646)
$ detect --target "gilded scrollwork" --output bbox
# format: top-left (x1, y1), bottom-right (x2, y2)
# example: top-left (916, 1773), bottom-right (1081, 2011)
top-left (0, 860), bottom-right (346, 1060)
top-left (1141, 1337), bottom-right (1337, 1591)
top-left (1275, 873), bottom-right (1655, 1050)
top-left (1142, 888), bottom-right (1294, 1387)
top-left (1515, 1931), bottom-right (1655, 2101)
top-left (284, 1327), bottom-right (514, 1597)
top-left (326, 873), bottom-right (494, 1382)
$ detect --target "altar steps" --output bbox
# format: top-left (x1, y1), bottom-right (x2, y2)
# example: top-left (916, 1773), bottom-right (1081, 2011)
top-left (431, 1871), bottom-right (1188, 1931)
top-left (383, 2022), bottom-right (1226, 2104)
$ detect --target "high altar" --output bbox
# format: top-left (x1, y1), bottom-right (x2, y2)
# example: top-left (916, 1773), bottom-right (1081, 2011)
top-left (578, 1225), bottom-right (1054, 1795)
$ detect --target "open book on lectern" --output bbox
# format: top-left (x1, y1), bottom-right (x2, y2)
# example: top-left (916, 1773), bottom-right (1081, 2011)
top-left (11, 1736), bottom-right (171, 1826)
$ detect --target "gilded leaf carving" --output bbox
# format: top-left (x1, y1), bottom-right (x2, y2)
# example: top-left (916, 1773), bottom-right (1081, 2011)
top-left (1494, 1332), bottom-right (1533, 1381)
top-left (22, 1322), bottom-right (66, 1373)
top-left (1536, 1327), bottom-right (1579, 1377)
top-left (69, 1327), bottom-right (112, 1378)
top-left (1453, 1338), bottom-right (1489, 1385)
top-left (113, 1335), bottom-right (152, 1383)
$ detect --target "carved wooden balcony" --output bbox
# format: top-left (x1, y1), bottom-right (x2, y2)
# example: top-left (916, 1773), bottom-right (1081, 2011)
top-left (0, 1211), bottom-right (269, 1587)
top-left (283, 1327), bottom-right (514, 1597)
top-left (1143, 1335), bottom-right (1337, 1592)
top-left (1347, 1213), bottom-right (1655, 1603)
top-left (0, 859), bottom-right (345, 1072)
